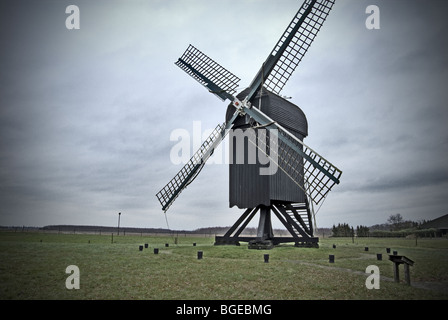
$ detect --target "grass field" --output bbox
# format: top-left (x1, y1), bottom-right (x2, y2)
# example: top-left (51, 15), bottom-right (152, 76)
top-left (0, 231), bottom-right (447, 300)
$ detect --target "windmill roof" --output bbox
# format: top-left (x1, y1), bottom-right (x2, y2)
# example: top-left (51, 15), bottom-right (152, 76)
top-left (420, 214), bottom-right (448, 229)
top-left (226, 88), bottom-right (308, 138)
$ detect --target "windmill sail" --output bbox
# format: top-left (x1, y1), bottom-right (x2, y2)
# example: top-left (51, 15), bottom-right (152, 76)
top-left (157, 45), bottom-right (243, 211)
top-left (243, 105), bottom-right (341, 205)
top-left (175, 45), bottom-right (241, 101)
top-left (246, 0), bottom-right (335, 101)
top-left (156, 110), bottom-right (240, 212)
top-left (156, 122), bottom-right (227, 212)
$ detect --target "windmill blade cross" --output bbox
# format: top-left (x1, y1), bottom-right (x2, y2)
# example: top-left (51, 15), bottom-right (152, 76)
top-left (157, 0), bottom-right (341, 213)
top-left (246, 0), bottom-right (335, 101)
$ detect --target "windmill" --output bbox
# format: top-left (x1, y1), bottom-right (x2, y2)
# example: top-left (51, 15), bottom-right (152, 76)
top-left (156, 0), bottom-right (341, 248)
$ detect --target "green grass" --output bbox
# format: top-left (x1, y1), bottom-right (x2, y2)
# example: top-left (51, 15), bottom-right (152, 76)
top-left (0, 231), bottom-right (447, 300)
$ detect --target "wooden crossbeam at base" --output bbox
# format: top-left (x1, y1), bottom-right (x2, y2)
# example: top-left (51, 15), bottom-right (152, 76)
top-left (214, 202), bottom-right (319, 248)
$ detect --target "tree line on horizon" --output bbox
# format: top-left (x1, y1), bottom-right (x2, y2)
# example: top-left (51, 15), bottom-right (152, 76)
top-left (331, 214), bottom-right (438, 238)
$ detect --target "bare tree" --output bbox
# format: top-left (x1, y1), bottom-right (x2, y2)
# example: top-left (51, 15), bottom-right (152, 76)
top-left (387, 213), bottom-right (403, 231)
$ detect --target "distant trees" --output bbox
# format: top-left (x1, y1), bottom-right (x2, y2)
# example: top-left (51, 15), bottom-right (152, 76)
top-left (387, 213), bottom-right (403, 231)
top-left (387, 213), bottom-right (418, 231)
top-left (330, 214), bottom-right (434, 238)
top-left (331, 223), bottom-right (370, 237)
top-left (356, 225), bottom-right (370, 237)
top-left (331, 223), bottom-right (353, 237)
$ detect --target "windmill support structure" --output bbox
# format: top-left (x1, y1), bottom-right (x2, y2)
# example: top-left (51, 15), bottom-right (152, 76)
top-left (215, 201), bottom-right (319, 249)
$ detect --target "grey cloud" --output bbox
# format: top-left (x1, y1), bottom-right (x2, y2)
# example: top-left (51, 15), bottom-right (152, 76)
top-left (1, 0), bottom-right (447, 229)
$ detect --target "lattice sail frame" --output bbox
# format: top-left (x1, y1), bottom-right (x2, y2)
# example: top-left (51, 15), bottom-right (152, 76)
top-left (264, 0), bottom-right (335, 94)
top-left (243, 106), bottom-right (341, 205)
top-left (175, 45), bottom-right (241, 101)
top-left (156, 122), bottom-right (228, 211)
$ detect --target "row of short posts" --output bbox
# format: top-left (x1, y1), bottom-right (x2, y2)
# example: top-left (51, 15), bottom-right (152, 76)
top-left (139, 243), bottom-right (196, 251)
top-left (329, 245), bottom-right (414, 285)
top-left (140, 243), bottom-right (413, 284)
top-left (138, 243), bottom-right (203, 259)
top-left (329, 245), bottom-right (398, 263)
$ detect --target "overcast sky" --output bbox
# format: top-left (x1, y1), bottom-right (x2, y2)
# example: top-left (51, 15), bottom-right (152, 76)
top-left (1, 0), bottom-right (447, 231)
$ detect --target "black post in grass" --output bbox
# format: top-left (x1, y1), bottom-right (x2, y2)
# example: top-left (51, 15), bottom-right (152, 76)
top-left (117, 212), bottom-right (121, 236)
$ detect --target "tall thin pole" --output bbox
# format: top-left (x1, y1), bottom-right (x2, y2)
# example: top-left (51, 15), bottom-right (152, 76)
top-left (118, 212), bottom-right (121, 235)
